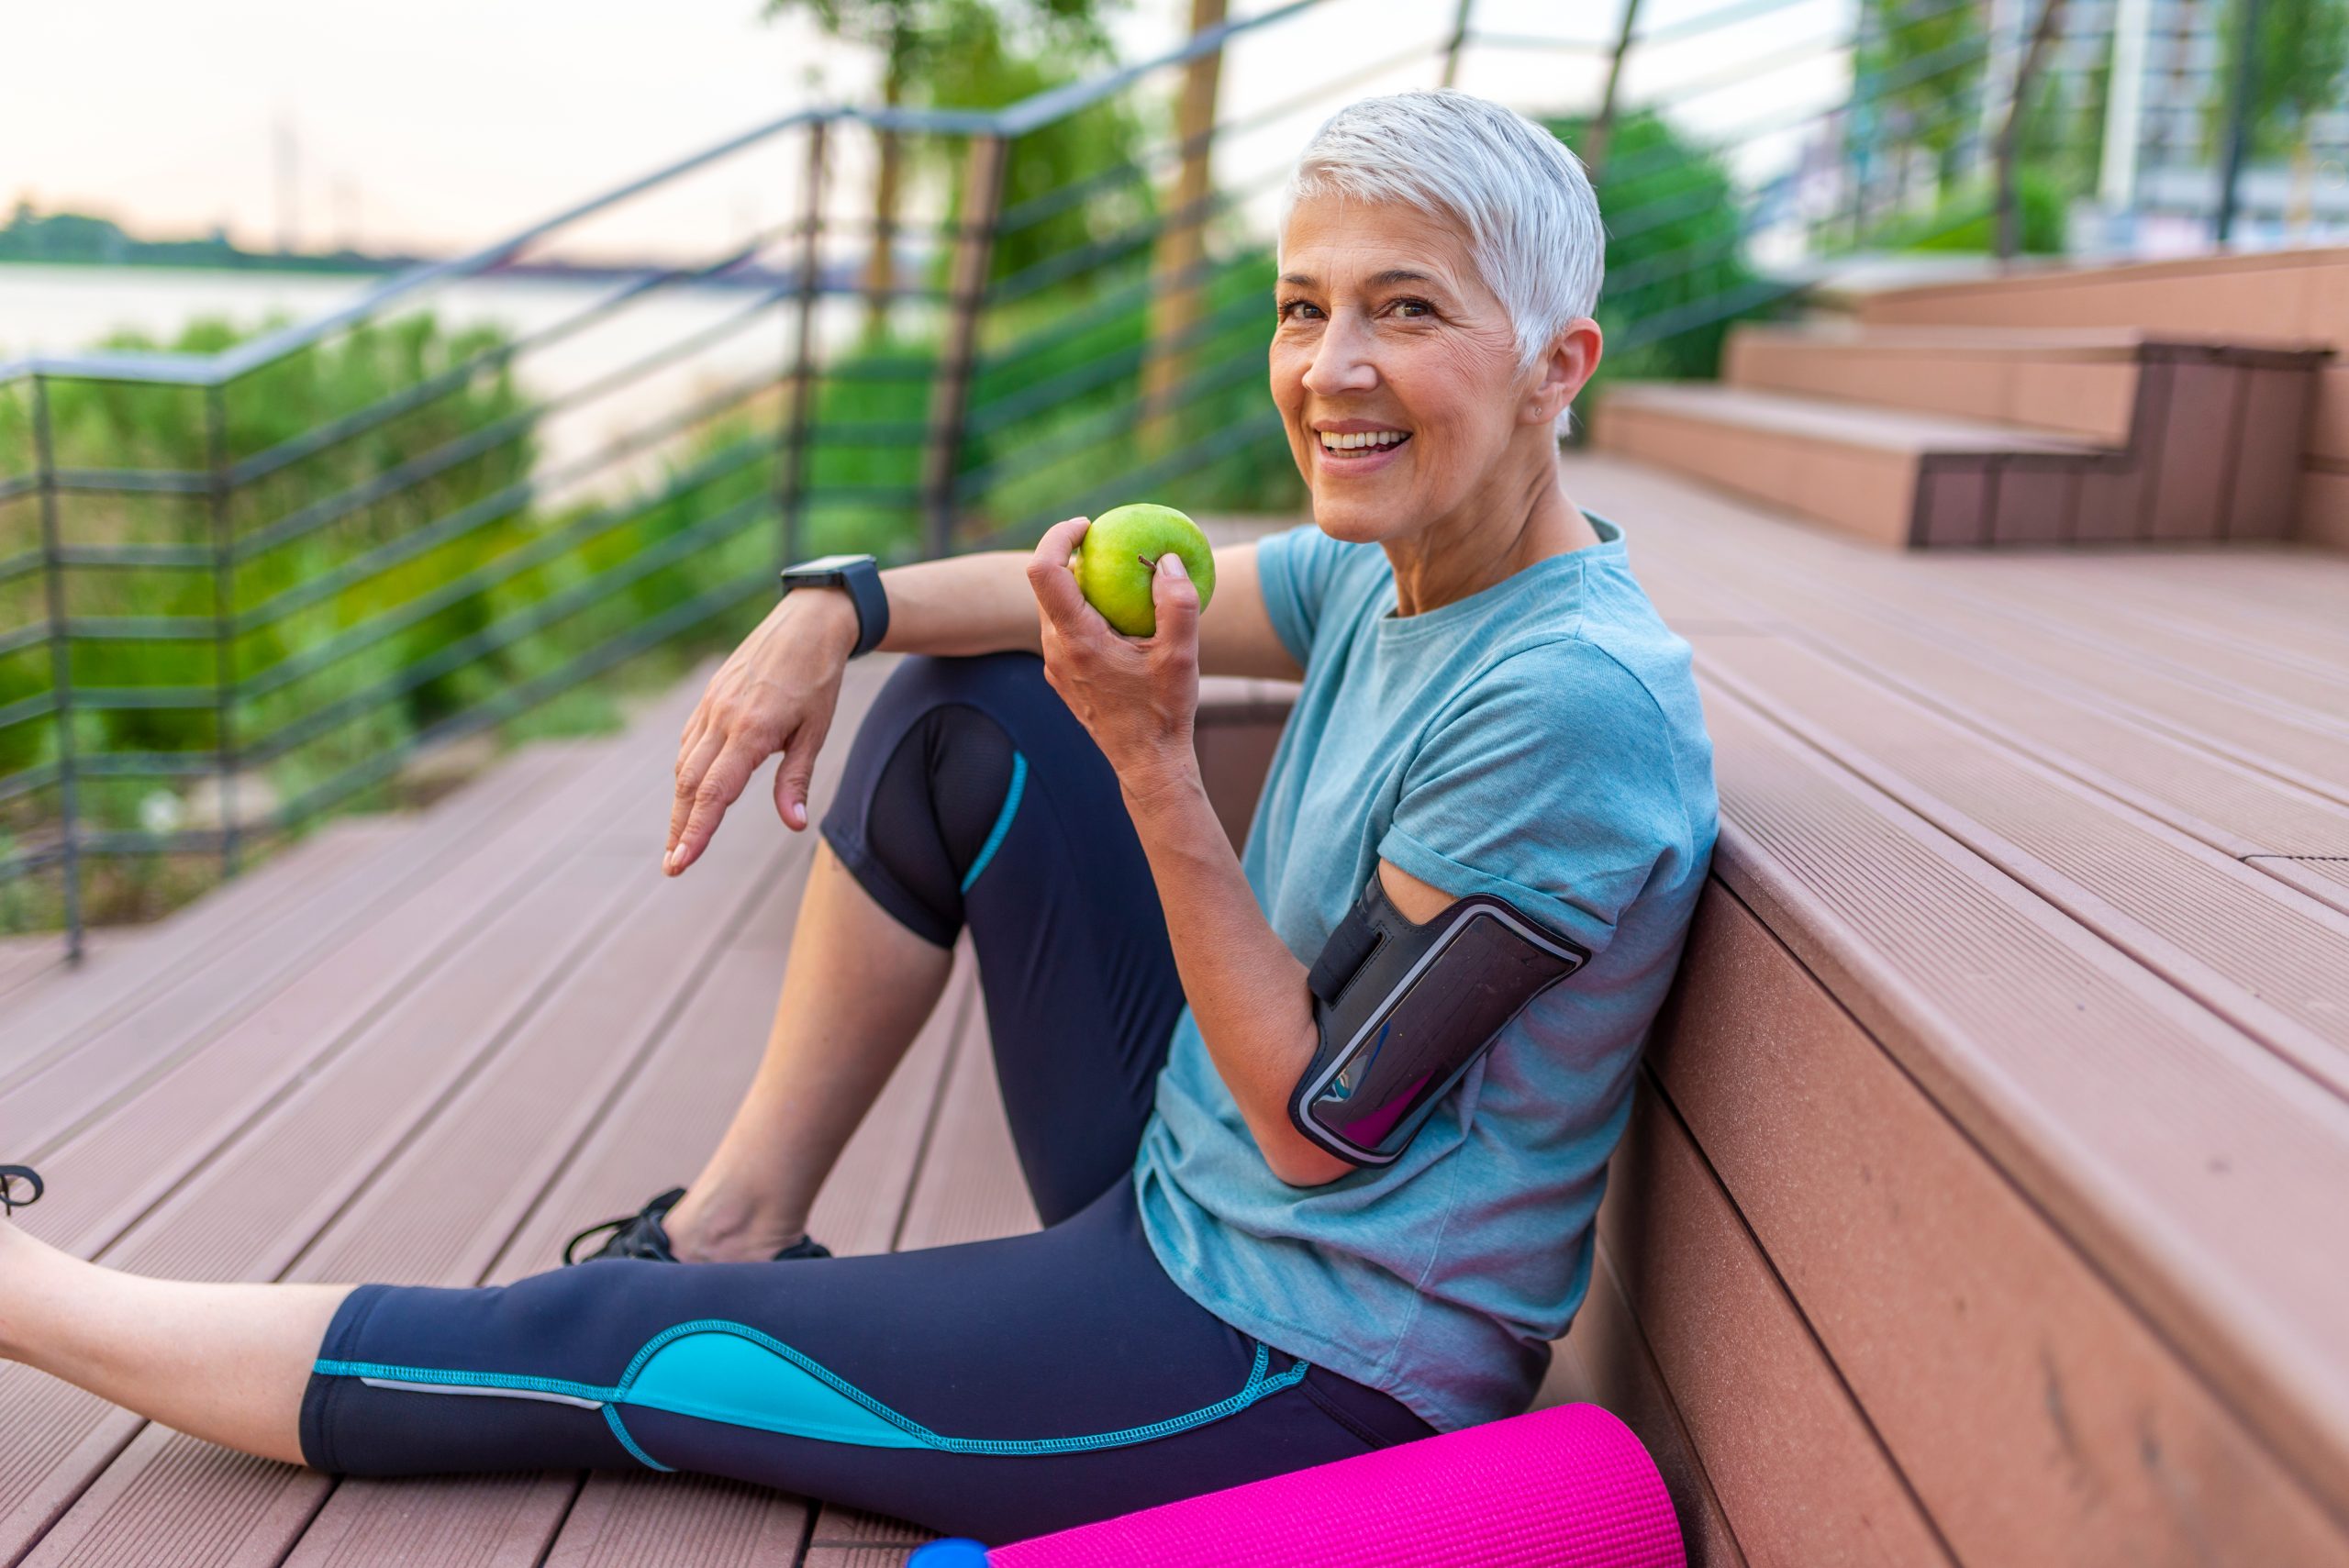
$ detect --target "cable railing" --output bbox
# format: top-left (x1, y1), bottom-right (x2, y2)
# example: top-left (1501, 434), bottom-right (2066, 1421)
top-left (3, 0), bottom-right (2338, 951)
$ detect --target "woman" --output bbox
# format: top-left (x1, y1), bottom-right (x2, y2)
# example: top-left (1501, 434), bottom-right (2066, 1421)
top-left (0, 90), bottom-right (1714, 1541)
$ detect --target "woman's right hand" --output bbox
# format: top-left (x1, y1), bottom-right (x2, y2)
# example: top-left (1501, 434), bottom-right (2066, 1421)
top-left (664, 588), bottom-right (861, 876)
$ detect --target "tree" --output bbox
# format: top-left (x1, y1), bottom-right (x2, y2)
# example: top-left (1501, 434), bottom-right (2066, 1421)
top-left (2203, 0), bottom-right (2349, 224)
top-left (1854, 0), bottom-right (1987, 201)
top-left (763, 0), bottom-right (1124, 333)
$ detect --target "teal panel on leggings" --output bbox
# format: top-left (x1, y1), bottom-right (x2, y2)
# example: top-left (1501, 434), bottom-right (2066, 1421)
top-left (319, 1323), bottom-right (1311, 1460)
top-left (623, 1329), bottom-right (928, 1449)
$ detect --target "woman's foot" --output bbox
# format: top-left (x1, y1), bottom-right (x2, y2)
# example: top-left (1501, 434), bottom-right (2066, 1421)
top-left (562, 1185), bottom-right (829, 1266)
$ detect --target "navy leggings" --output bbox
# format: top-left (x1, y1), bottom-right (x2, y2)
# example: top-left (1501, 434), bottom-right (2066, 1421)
top-left (299, 653), bottom-right (1432, 1540)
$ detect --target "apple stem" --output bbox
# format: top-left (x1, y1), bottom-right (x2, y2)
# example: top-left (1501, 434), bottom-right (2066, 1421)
top-left (1137, 553), bottom-right (1154, 572)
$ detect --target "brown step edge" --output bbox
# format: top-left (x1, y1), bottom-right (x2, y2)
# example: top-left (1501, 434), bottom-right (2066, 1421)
top-left (1597, 1074), bottom-right (1955, 1566)
top-left (1653, 881), bottom-right (2349, 1563)
top-left (1698, 688), bottom-right (2349, 1535)
top-left (11, 662), bottom-right (896, 1568)
top-left (1851, 246), bottom-right (2349, 342)
top-left (1538, 1218), bottom-right (1747, 1565)
top-left (1595, 383), bottom-right (2098, 549)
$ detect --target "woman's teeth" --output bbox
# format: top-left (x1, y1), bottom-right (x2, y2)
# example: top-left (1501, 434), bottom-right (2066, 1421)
top-left (1319, 429), bottom-right (1409, 451)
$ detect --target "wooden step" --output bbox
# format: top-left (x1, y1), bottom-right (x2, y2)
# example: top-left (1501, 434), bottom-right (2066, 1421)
top-left (1725, 323), bottom-right (2320, 445)
top-left (1849, 247), bottom-right (2349, 551)
top-left (1594, 383), bottom-right (2102, 547)
top-left (1598, 327), bottom-right (2327, 548)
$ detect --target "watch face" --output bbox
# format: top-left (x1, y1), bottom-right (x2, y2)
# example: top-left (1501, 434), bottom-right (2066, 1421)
top-left (789, 553), bottom-right (867, 575)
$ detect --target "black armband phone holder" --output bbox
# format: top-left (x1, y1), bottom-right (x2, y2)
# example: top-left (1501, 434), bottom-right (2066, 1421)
top-left (1289, 871), bottom-right (1589, 1169)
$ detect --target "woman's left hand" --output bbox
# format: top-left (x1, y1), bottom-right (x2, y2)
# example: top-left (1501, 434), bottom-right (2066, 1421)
top-left (1027, 517), bottom-right (1201, 797)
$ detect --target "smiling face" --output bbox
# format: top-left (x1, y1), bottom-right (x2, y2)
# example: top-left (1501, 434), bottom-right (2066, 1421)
top-left (1271, 194), bottom-right (1581, 546)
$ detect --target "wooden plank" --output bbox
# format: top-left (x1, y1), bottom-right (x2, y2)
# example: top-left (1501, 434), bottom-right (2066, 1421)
top-left (1585, 456), bottom-right (2349, 806)
top-left (0, 741), bottom-right (589, 1079)
top-left (4, 681), bottom-right (763, 1563)
top-left (803, 1503), bottom-right (935, 1568)
top-left (286, 1474), bottom-right (580, 1568)
top-left (2252, 855), bottom-right (2349, 916)
top-left (1693, 690), bottom-right (2349, 1526)
top-left (0, 746), bottom-right (604, 1143)
top-left (0, 731), bottom-right (687, 1261)
top-left (1598, 1075), bottom-right (1954, 1566)
top-left (3, 852), bottom-right (641, 1562)
top-left (1655, 882), bottom-right (2349, 1564)
top-left (1633, 551), bottom-right (2349, 865)
top-left (541, 1473), bottom-right (809, 1568)
top-left (1688, 633), bottom-right (2349, 1100)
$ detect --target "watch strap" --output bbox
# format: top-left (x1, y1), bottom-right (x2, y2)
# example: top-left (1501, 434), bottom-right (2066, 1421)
top-left (838, 557), bottom-right (889, 659)
top-left (782, 555), bottom-right (889, 659)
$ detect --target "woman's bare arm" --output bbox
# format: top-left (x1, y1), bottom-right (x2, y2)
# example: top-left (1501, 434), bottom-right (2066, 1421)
top-left (665, 531), bottom-right (1297, 874)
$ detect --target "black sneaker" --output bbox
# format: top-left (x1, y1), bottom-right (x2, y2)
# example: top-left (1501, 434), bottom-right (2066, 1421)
top-left (0, 1166), bottom-right (42, 1216)
top-left (562, 1186), bottom-right (831, 1266)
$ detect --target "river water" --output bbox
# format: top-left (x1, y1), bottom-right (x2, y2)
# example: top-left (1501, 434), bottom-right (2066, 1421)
top-left (0, 262), bottom-right (831, 492)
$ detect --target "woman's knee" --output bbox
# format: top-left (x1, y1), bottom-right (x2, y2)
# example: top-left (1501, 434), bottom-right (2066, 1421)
top-left (821, 656), bottom-right (1042, 945)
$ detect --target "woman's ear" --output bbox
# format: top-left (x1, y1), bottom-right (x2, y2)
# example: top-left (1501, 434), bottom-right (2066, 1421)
top-left (1523, 316), bottom-right (1603, 428)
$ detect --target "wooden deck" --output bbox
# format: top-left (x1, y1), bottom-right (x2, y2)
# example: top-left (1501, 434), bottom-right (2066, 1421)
top-left (3, 454), bottom-right (2346, 1564)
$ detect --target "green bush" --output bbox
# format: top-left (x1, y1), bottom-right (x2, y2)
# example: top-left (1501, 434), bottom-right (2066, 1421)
top-left (1863, 171), bottom-right (2067, 255)
top-left (1547, 110), bottom-right (1779, 389)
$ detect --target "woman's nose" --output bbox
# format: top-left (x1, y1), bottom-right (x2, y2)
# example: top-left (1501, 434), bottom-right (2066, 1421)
top-left (1300, 317), bottom-right (1378, 397)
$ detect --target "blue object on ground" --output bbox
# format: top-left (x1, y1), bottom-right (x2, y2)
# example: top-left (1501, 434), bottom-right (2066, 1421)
top-left (908, 1540), bottom-right (991, 1567)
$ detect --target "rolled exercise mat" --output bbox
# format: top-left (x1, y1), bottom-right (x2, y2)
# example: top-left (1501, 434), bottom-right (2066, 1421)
top-left (908, 1402), bottom-right (1685, 1568)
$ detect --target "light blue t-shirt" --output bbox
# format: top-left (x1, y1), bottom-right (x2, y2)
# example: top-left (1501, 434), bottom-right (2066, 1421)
top-left (1130, 512), bottom-right (1718, 1433)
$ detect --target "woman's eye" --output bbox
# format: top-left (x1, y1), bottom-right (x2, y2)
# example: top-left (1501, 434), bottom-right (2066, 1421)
top-left (1392, 298), bottom-right (1434, 318)
top-left (1278, 300), bottom-right (1323, 321)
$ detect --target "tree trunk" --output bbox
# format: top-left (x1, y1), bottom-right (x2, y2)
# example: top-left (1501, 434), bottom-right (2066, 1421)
top-left (1141, 0), bottom-right (1227, 454)
top-left (863, 61), bottom-right (905, 340)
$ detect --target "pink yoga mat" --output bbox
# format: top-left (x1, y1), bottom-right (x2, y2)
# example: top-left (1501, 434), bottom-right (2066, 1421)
top-left (915, 1402), bottom-right (1684, 1568)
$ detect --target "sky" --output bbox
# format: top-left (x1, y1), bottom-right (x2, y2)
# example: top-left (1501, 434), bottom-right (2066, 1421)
top-left (2, 0), bottom-right (1854, 259)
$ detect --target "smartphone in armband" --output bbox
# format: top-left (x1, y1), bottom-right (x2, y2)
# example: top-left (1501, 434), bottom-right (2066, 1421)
top-left (1289, 872), bottom-right (1589, 1168)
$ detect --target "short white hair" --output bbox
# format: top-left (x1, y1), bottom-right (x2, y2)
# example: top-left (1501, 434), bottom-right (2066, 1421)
top-left (1280, 90), bottom-right (1604, 436)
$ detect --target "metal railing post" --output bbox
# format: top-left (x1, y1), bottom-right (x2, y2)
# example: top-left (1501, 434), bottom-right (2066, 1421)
top-left (1582, 0), bottom-right (1646, 176)
top-left (2215, 0), bottom-right (2265, 243)
top-left (30, 376), bottom-right (83, 961)
top-left (1442, 0), bottom-right (1475, 88)
top-left (1995, 0), bottom-right (2068, 260)
top-left (205, 382), bottom-right (241, 874)
top-left (922, 132), bottom-right (1008, 560)
top-left (777, 117), bottom-right (829, 571)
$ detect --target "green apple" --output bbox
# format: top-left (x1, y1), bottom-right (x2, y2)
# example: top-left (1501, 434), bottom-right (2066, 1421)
top-left (1074, 503), bottom-right (1217, 637)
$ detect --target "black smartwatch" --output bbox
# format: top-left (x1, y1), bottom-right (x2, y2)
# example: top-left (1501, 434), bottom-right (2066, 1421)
top-left (779, 553), bottom-right (888, 659)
